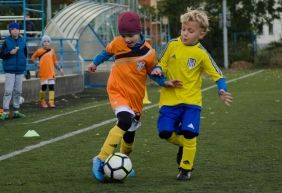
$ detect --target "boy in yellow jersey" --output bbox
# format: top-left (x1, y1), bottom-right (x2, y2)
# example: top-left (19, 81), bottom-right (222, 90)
top-left (31, 35), bottom-right (63, 108)
top-left (88, 11), bottom-right (180, 182)
top-left (151, 8), bottom-right (233, 180)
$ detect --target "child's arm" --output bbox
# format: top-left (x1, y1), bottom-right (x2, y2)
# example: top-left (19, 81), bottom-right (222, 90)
top-left (0, 41), bottom-right (17, 59)
top-left (216, 78), bottom-right (233, 106)
top-left (201, 50), bottom-right (233, 106)
top-left (24, 44), bottom-right (27, 58)
top-left (31, 50), bottom-right (39, 66)
top-left (88, 50), bottom-right (113, 73)
top-left (150, 66), bottom-right (182, 88)
top-left (149, 42), bottom-right (182, 87)
top-left (55, 63), bottom-right (64, 76)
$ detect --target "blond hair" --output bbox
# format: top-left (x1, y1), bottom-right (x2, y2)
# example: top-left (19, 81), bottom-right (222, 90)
top-left (180, 8), bottom-right (209, 32)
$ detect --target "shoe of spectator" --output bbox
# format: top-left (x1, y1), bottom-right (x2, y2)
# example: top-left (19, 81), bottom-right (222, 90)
top-left (40, 101), bottom-right (48, 108)
top-left (48, 101), bottom-right (55, 108)
top-left (13, 111), bottom-right (26, 118)
top-left (0, 112), bottom-right (9, 120)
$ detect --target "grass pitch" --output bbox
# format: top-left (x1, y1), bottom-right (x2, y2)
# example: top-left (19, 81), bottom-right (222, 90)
top-left (0, 69), bottom-right (281, 193)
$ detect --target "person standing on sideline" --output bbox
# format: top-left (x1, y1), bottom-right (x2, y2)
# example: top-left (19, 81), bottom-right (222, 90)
top-left (151, 8), bottom-right (233, 180)
top-left (0, 22), bottom-right (27, 120)
top-left (31, 35), bottom-right (63, 108)
top-left (20, 12), bottom-right (35, 37)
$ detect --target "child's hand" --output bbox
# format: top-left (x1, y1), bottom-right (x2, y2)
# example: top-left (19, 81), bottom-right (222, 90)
top-left (151, 68), bottom-right (162, 76)
top-left (10, 47), bottom-right (19, 55)
top-left (59, 68), bottom-right (64, 76)
top-left (32, 60), bottom-right (39, 65)
top-left (219, 90), bottom-right (233, 106)
top-left (164, 80), bottom-right (183, 88)
top-left (88, 63), bottom-right (97, 73)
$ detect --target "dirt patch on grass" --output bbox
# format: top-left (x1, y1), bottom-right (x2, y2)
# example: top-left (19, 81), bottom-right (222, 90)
top-left (230, 61), bottom-right (253, 69)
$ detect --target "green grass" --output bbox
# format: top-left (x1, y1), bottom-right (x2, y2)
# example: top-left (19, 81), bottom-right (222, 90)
top-left (0, 69), bottom-right (281, 193)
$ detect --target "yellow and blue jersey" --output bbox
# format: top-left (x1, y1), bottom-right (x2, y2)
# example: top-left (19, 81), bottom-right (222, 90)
top-left (157, 37), bottom-right (224, 107)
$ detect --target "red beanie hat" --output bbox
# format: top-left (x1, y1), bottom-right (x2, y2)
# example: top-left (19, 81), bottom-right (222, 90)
top-left (118, 11), bottom-right (141, 34)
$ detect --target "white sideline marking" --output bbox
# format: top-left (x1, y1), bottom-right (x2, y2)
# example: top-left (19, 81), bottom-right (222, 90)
top-left (31, 102), bottom-right (110, 124)
top-left (202, 69), bottom-right (264, 91)
top-left (0, 105), bottom-right (157, 161)
top-left (0, 70), bottom-right (264, 161)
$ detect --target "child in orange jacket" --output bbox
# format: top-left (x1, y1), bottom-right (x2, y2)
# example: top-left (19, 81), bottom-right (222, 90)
top-left (31, 35), bottom-right (63, 108)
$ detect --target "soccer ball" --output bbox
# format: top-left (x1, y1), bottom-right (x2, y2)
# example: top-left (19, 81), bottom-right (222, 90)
top-left (103, 152), bottom-right (133, 181)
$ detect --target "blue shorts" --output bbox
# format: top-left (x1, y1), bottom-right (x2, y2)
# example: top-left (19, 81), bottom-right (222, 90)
top-left (157, 104), bottom-right (201, 135)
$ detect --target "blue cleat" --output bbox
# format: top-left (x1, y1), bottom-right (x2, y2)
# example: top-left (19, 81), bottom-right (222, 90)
top-left (128, 169), bottom-right (136, 177)
top-left (92, 156), bottom-right (105, 182)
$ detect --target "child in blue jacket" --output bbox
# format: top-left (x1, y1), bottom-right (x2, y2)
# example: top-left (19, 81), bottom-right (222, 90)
top-left (0, 22), bottom-right (27, 120)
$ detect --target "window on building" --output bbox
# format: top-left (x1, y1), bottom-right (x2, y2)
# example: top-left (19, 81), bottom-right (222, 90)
top-left (257, 25), bottom-right (263, 35)
top-left (269, 22), bottom-right (273, 35)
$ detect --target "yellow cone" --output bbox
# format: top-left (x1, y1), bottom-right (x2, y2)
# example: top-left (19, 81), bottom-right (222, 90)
top-left (143, 87), bottom-right (151, 104)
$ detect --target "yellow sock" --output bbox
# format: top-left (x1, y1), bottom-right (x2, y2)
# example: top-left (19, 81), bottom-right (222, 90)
top-left (167, 132), bottom-right (183, 146)
top-left (98, 125), bottom-right (125, 160)
top-left (49, 91), bottom-right (55, 102)
top-left (120, 138), bottom-right (134, 156)
top-left (39, 90), bottom-right (46, 102)
top-left (180, 137), bottom-right (197, 170)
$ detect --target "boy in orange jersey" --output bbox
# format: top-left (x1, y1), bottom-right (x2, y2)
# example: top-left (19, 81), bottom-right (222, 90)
top-left (88, 11), bottom-right (181, 182)
top-left (31, 35), bottom-right (63, 108)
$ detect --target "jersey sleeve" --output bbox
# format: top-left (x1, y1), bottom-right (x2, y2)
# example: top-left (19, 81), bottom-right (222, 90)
top-left (157, 42), bottom-right (172, 74)
top-left (31, 49), bottom-right (38, 60)
top-left (105, 37), bottom-right (119, 55)
top-left (52, 49), bottom-right (57, 64)
top-left (144, 47), bottom-right (157, 73)
top-left (201, 51), bottom-right (223, 82)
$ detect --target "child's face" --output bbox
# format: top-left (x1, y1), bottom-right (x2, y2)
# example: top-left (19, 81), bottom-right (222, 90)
top-left (121, 34), bottom-right (140, 47)
top-left (10, 28), bottom-right (20, 38)
top-left (42, 41), bottom-right (50, 48)
top-left (181, 21), bottom-right (206, 46)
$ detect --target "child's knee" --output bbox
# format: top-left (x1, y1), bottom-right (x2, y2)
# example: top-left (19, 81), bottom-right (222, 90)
top-left (159, 131), bottom-right (173, 139)
top-left (182, 130), bottom-right (198, 139)
top-left (4, 90), bottom-right (12, 96)
top-left (117, 111), bottom-right (133, 131)
top-left (123, 131), bottom-right (135, 143)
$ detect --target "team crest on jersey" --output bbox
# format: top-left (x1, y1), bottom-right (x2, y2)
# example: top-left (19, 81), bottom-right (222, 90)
top-left (136, 61), bottom-right (145, 71)
top-left (187, 58), bottom-right (196, 69)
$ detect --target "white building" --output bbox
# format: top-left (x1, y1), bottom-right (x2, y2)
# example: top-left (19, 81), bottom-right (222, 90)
top-left (256, 16), bottom-right (282, 48)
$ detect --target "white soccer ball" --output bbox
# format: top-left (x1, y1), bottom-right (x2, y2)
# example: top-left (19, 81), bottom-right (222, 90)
top-left (103, 152), bottom-right (133, 181)
top-left (19, 96), bottom-right (25, 104)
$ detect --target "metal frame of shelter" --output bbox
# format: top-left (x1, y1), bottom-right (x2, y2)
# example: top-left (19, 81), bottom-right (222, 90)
top-left (0, 0), bottom-right (44, 39)
top-left (45, 0), bottom-right (128, 57)
top-left (0, 0), bottom-right (45, 75)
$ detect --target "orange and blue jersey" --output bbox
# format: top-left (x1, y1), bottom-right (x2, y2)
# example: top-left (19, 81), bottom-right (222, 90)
top-left (31, 48), bottom-right (57, 80)
top-left (93, 35), bottom-right (156, 113)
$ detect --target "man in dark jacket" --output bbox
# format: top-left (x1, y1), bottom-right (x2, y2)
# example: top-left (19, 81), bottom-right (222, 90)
top-left (0, 22), bottom-right (27, 120)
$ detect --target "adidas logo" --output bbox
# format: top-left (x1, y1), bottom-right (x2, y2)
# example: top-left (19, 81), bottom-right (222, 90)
top-left (187, 123), bottom-right (195, 130)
